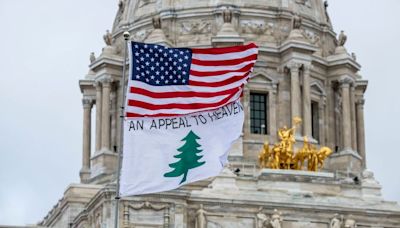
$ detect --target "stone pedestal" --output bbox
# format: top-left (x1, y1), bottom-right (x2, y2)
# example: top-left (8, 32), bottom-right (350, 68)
top-left (209, 167), bottom-right (238, 190)
top-left (327, 150), bottom-right (362, 174)
top-left (228, 136), bottom-right (243, 157)
top-left (90, 151), bottom-right (118, 183)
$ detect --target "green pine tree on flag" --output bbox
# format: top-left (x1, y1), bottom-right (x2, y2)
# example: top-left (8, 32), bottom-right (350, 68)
top-left (164, 130), bottom-right (206, 184)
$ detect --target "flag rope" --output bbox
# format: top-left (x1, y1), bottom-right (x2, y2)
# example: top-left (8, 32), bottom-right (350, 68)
top-left (114, 31), bottom-right (131, 228)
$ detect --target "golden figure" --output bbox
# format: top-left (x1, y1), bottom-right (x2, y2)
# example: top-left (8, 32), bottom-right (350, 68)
top-left (258, 142), bottom-right (271, 168)
top-left (294, 136), bottom-right (312, 170)
top-left (258, 117), bottom-right (332, 172)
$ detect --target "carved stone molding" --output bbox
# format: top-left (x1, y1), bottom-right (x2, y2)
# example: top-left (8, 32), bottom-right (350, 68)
top-left (128, 201), bottom-right (170, 210)
top-left (131, 29), bottom-right (151, 42)
top-left (180, 21), bottom-right (211, 35)
top-left (339, 77), bottom-right (354, 87)
top-left (286, 61), bottom-right (302, 72)
top-left (123, 201), bottom-right (171, 227)
top-left (356, 98), bottom-right (365, 106)
top-left (82, 98), bottom-right (93, 108)
top-left (295, 0), bottom-right (311, 8)
top-left (93, 81), bottom-right (102, 89)
top-left (99, 76), bottom-right (113, 87)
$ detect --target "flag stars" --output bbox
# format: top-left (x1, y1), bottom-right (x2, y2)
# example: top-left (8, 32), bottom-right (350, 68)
top-left (132, 43), bottom-right (191, 86)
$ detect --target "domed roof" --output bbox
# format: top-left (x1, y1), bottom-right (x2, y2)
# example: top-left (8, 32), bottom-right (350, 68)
top-left (109, 0), bottom-right (336, 57)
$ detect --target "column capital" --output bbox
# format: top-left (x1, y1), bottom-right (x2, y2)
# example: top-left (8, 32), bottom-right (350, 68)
top-left (93, 81), bottom-right (102, 90)
top-left (82, 97), bottom-right (93, 108)
top-left (339, 77), bottom-right (354, 88)
top-left (356, 98), bottom-right (365, 106)
top-left (286, 61), bottom-right (302, 72)
top-left (99, 76), bottom-right (113, 87)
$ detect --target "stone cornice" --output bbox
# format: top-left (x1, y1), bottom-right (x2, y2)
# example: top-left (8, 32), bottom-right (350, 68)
top-left (355, 80), bottom-right (368, 93)
top-left (326, 53), bottom-right (361, 71)
top-left (79, 79), bottom-right (95, 93)
top-left (39, 184), bottom-right (102, 226)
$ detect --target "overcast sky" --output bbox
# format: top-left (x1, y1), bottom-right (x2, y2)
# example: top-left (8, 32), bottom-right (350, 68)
top-left (0, 0), bottom-right (399, 226)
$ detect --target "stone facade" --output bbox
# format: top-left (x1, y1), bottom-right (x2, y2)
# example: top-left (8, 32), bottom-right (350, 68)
top-left (38, 0), bottom-right (400, 227)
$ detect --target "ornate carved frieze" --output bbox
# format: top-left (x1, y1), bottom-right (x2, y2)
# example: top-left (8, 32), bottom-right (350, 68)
top-left (131, 29), bottom-right (151, 42)
top-left (180, 20), bottom-right (212, 35)
top-left (302, 29), bottom-right (321, 46)
top-left (241, 20), bottom-right (274, 35)
top-left (295, 0), bottom-right (312, 8)
top-left (123, 201), bottom-right (171, 227)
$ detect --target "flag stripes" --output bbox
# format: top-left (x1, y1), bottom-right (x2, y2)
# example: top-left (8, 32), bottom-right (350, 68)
top-left (126, 42), bottom-right (258, 117)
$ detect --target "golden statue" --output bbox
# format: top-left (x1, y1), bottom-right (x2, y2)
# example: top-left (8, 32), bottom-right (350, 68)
top-left (258, 117), bottom-right (332, 172)
top-left (258, 142), bottom-right (271, 168)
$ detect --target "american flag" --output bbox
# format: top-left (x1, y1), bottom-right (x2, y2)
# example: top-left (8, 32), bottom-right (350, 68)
top-left (125, 42), bottom-right (258, 117)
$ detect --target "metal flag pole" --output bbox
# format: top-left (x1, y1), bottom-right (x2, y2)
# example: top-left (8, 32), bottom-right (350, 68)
top-left (114, 31), bottom-right (131, 228)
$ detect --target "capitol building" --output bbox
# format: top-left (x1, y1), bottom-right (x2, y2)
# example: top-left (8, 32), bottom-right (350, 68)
top-left (31, 0), bottom-right (400, 227)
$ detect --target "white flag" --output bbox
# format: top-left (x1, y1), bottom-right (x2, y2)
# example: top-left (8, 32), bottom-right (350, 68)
top-left (120, 101), bottom-right (244, 196)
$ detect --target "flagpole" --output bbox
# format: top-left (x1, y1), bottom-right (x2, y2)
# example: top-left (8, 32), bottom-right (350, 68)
top-left (114, 30), bottom-right (130, 228)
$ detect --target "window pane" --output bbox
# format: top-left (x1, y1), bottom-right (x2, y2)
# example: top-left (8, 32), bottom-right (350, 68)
top-left (250, 93), bottom-right (268, 135)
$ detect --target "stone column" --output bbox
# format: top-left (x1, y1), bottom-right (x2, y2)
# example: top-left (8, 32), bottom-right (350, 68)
top-left (243, 86), bottom-right (251, 136)
top-left (356, 98), bottom-right (366, 168)
top-left (350, 86), bottom-right (358, 151)
top-left (269, 83), bottom-right (278, 141)
top-left (340, 79), bottom-right (352, 151)
top-left (80, 97), bottom-right (93, 183)
top-left (319, 96), bottom-right (327, 145)
top-left (302, 64), bottom-right (312, 137)
top-left (101, 77), bottom-right (112, 151)
top-left (289, 62), bottom-right (301, 129)
top-left (110, 91), bottom-right (117, 151)
top-left (94, 81), bottom-right (102, 152)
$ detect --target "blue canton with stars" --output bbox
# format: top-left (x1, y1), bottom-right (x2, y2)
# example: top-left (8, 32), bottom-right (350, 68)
top-left (131, 42), bottom-right (192, 86)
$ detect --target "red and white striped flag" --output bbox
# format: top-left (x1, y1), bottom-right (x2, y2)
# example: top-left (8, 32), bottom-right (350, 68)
top-left (120, 42), bottom-right (259, 196)
top-left (125, 42), bottom-right (258, 117)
